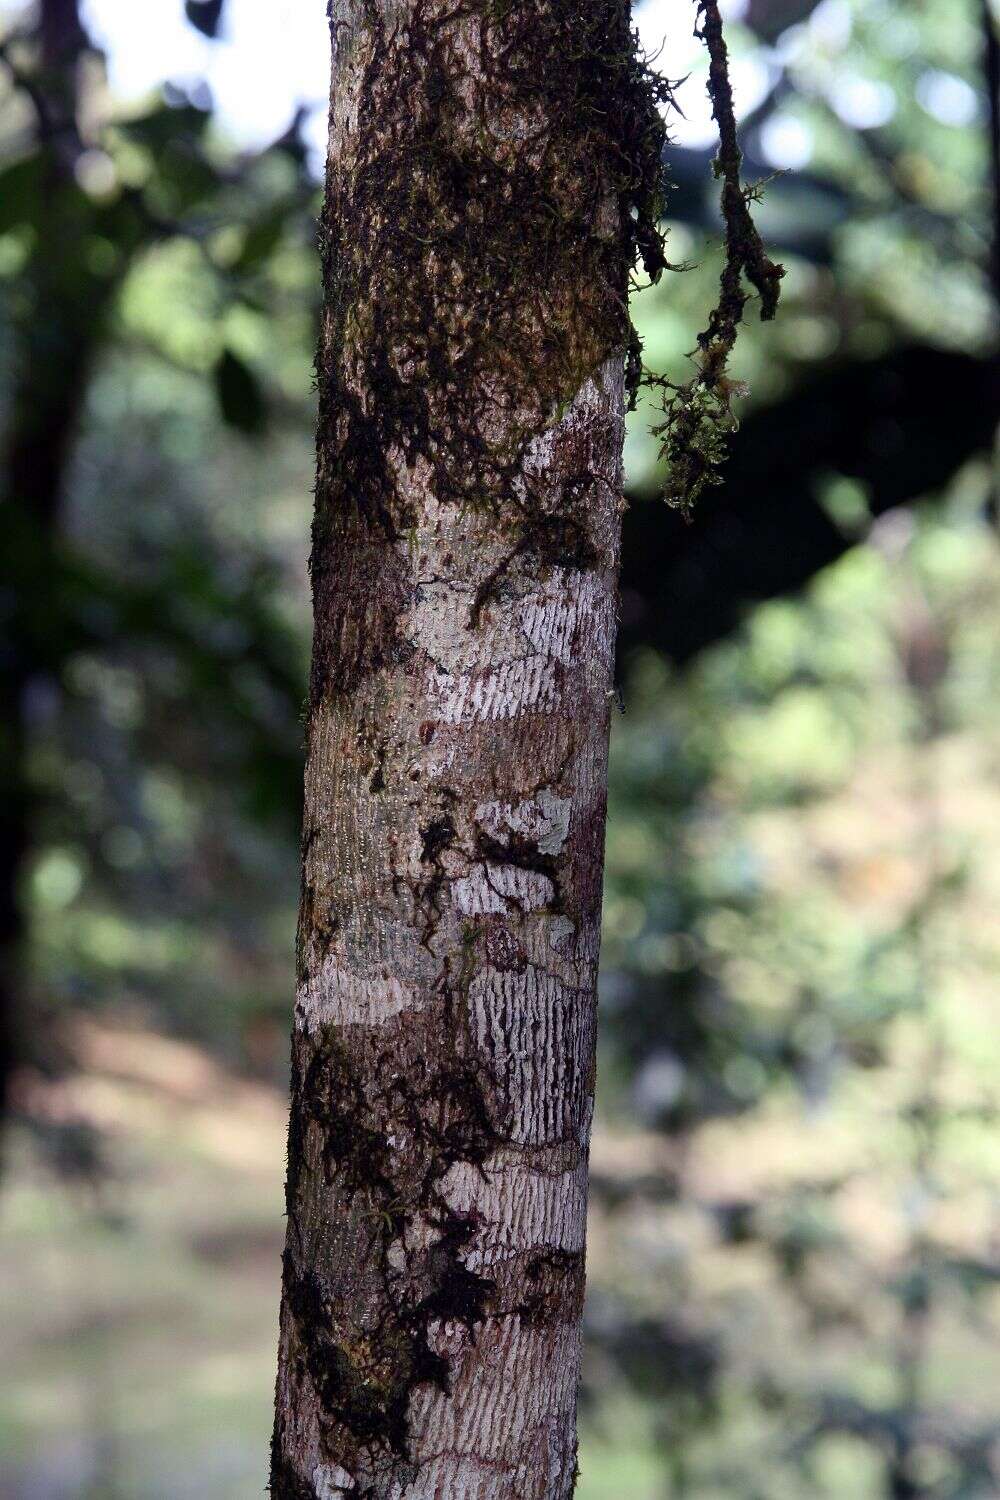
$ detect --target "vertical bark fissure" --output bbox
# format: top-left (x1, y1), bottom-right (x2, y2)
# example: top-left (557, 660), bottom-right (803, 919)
top-left (272, 3), bottom-right (666, 1495)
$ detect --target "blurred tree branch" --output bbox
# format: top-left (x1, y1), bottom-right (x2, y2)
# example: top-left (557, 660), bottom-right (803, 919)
top-left (620, 345), bottom-right (996, 668)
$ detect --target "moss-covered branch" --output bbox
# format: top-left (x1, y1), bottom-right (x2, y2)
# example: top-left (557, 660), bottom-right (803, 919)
top-left (647, 0), bottom-right (785, 516)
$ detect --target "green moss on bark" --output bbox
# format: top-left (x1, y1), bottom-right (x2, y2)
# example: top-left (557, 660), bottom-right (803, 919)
top-left (309, 0), bottom-right (672, 705)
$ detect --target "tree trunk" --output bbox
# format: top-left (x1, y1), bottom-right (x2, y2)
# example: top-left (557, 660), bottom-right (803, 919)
top-left (272, 3), bottom-right (664, 1495)
top-left (0, 0), bottom-right (97, 1122)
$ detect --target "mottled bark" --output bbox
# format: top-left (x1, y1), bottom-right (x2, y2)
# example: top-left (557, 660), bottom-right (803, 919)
top-left (272, 3), bottom-right (665, 1496)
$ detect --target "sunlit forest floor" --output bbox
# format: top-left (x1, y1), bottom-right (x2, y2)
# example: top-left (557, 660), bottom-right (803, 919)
top-left (2, 1023), bottom-right (283, 1500)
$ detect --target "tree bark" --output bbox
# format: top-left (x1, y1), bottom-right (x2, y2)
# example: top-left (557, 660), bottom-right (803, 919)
top-left (272, 3), bottom-right (664, 1495)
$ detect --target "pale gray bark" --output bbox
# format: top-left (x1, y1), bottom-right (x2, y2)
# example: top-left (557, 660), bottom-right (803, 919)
top-left (272, 2), bottom-right (664, 1495)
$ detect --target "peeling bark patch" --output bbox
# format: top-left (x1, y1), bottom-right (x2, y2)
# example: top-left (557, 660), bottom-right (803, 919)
top-left (453, 864), bottom-right (555, 917)
top-left (404, 1318), bottom-right (583, 1496)
top-left (297, 963), bottom-right (418, 1031)
top-left (470, 966), bottom-right (595, 1146)
top-left (440, 1157), bottom-right (589, 1257)
top-left (475, 789), bottom-right (572, 857)
top-left (430, 655), bottom-right (562, 726)
top-left (315, 1464), bottom-right (357, 1497)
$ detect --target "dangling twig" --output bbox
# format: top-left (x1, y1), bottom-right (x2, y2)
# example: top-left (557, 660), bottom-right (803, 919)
top-left (648, 0), bottom-right (785, 517)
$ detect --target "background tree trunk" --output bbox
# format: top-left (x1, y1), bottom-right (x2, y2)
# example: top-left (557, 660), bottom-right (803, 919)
top-left (271, 3), bottom-right (665, 1494)
top-left (0, 0), bottom-right (98, 1123)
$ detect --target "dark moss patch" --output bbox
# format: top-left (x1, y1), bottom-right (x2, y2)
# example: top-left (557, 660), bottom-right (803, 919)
top-left (517, 1248), bottom-right (587, 1325)
top-left (283, 1255), bottom-right (445, 1458)
top-left (476, 827), bottom-right (564, 915)
top-left (420, 813), bottom-right (457, 868)
top-left (416, 1204), bottom-right (494, 1330)
top-left (268, 1447), bottom-right (320, 1500)
top-left (417, 805), bottom-right (458, 947)
top-left (310, 0), bottom-right (674, 706)
top-left (285, 1028), bottom-right (398, 1218)
top-left (279, 995), bottom-right (508, 1471)
top-left (280, 1216), bottom-right (496, 1471)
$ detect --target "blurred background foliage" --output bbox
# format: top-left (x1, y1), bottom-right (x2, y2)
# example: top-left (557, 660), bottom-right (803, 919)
top-left (0, 0), bottom-right (998, 1496)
